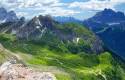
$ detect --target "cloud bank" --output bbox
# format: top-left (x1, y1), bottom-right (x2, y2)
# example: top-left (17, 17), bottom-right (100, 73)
top-left (0, 0), bottom-right (79, 17)
top-left (0, 0), bottom-right (125, 19)
top-left (69, 0), bottom-right (125, 11)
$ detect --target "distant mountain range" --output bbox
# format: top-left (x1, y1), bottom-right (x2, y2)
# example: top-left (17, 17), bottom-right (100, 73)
top-left (83, 8), bottom-right (125, 60)
top-left (0, 7), bottom-right (82, 24)
top-left (0, 7), bottom-right (18, 23)
top-left (53, 16), bottom-right (82, 24)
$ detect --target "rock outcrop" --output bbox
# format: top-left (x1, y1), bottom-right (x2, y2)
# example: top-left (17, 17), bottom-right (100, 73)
top-left (0, 60), bottom-right (56, 80)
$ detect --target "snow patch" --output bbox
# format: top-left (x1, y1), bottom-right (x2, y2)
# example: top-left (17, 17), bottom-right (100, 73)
top-left (76, 38), bottom-right (80, 43)
top-left (36, 26), bottom-right (40, 29)
top-left (35, 18), bottom-right (43, 27)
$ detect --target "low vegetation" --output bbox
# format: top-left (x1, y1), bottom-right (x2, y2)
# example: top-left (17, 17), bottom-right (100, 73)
top-left (0, 34), bottom-right (125, 80)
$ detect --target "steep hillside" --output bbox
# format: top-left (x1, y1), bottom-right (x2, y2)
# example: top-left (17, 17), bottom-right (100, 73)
top-left (83, 8), bottom-right (125, 60)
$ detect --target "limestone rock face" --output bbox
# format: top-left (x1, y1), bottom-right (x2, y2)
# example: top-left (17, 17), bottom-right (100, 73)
top-left (0, 61), bottom-right (56, 80)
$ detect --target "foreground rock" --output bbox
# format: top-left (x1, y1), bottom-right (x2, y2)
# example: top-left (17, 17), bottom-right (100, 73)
top-left (0, 60), bottom-right (56, 80)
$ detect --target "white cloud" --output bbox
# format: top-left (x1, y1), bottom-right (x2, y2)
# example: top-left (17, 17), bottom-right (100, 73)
top-left (0, 0), bottom-right (60, 9)
top-left (0, 0), bottom-right (79, 18)
top-left (1, 0), bottom-right (124, 19)
top-left (110, 0), bottom-right (125, 3)
top-left (16, 12), bottom-right (29, 17)
top-left (38, 7), bottom-right (80, 16)
top-left (69, 0), bottom-right (125, 11)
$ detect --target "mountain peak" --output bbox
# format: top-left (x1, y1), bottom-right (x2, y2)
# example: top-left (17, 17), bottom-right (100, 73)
top-left (0, 7), bottom-right (7, 13)
top-left (104, 8), bottom-right (114, 12)
top-left (89, 9), bottom-right (125, 23)
top-left (0, 7), bottom-right (7, 21)
top-left (0, 7), bottom-right (18, 23)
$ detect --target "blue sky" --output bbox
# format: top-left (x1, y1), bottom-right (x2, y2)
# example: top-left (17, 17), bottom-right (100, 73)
top-left (0, 0), bottom-right (125, 20)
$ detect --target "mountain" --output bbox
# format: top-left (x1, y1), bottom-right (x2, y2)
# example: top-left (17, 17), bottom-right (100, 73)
top-left (16, 15), bottom-right (104, 54)
top-left (53, 16), bottom-right (82, 24)
top-left (0, 15), bottom-right (103, 54)
top-left (83, 8), bottom-right (125, 60)
top-left (0, 7), bottom-right (7, 22)
top-left (0, 17), bottom-right (25, 34)
top-left (0, 7), bottom-right (18, 23)
top-left (86, 8), bottom-right (125, 23)
top-left (83, 8), bottom-right (125, 31)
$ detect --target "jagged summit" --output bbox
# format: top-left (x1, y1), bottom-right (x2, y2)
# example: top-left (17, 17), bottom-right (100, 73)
top-left (16, 15), bottom-right (55, 40)
top-left (0, 7), bottom-right (7, 20)
top-left (87, 8), bottom-right (125, 23)
top-left (0, 7), bottom-right (18, 23)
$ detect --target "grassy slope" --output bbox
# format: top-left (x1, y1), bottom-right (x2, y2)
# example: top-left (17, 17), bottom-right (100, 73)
top-left (0, 34), bottom-right (125, 80)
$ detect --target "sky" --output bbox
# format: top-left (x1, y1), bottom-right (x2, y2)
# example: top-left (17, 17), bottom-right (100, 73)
top-left (0, 0), bottom-right (125, 20)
